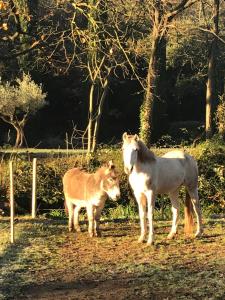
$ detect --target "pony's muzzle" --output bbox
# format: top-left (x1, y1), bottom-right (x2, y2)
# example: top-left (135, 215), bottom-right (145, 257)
top-left (111, 191), bottom-right (121, 201)
top-left (114, 193), bottom-right (121, 201)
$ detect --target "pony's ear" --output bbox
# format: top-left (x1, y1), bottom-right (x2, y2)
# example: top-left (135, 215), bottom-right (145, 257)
top-left (105, 160), bottom-right (115, 174)
top-left (134, 134), bottom-right (139, 141)
top-left (122, 132), bottom-right (128, 141)
top-left (107, 160), bottom-right (115, 169)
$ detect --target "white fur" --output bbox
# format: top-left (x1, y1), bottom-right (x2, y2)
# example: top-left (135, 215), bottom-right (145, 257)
top-left (122, 135), bottom-right (203, 245)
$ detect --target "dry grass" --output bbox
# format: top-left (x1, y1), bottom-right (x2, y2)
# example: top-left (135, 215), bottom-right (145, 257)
top-left (0, 217), bottom-right (225, 300)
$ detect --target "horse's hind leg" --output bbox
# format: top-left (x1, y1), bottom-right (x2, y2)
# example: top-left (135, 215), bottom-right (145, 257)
top-left (187, 187), bottom-right (203, 237)
top-left (74, 206), bottom-right (81, 232)
top-left (168, 190), bottom-right (180, 239)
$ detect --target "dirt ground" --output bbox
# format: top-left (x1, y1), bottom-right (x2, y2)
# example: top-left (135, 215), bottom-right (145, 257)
top-left (1, 218), bottom-right (225, 300)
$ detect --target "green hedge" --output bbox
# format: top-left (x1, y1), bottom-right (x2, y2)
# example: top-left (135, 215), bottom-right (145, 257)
top-left (0, 141), bottom-right (224, 217)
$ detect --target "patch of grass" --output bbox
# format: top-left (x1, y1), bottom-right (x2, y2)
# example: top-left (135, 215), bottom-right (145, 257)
top-left (103, 204), bottom-right (138, 220)
top-left (0, 216), bottom-right (224, 299)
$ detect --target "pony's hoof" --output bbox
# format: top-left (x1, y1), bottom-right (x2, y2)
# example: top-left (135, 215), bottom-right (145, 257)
top-left (89, 232), bottom-right (94, 238)
top-left (147, 240), bottom-right (154, 246)
top-left (75, 227), bottom-right (81, 232)
top-left (69, 227), bottom-right (73, 232)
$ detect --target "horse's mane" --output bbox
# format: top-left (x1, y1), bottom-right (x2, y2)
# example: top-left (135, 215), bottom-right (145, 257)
top-left (137, 140), bottom-right (156, 163)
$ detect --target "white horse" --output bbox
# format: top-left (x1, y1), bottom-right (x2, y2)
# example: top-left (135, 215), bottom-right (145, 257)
top-left (122, 133), bottom-right (203, 245)
top-left (63, 161), bottom-right (120, 237)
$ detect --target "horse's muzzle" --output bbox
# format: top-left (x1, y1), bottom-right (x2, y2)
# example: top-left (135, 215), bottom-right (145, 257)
top-left (124, 166), bottom-right (133, 175)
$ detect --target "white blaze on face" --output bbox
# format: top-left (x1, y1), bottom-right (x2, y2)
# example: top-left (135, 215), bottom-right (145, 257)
top-left (123, 142), bottom-right (138, 174)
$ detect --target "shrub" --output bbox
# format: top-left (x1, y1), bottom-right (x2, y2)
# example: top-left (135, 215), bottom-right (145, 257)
top-left (197, 141), bottom-right (225, 215)
top-left (216, 94), bottom-right (225, 139)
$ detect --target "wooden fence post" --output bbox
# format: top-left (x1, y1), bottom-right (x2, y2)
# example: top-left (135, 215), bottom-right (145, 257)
top-left (9, 161), bottom-right (14, 243)
top-left (32, 158), bottom-right (37, 218)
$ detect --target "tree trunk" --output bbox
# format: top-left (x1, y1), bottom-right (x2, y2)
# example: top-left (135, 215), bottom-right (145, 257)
top-left (205, 0), bottom-right (220, 139)
top-left (13, 123), bottom-right (25, 148)
top-left (0, 116), bottom-right (25, 148)
top-left (91, 77), bottom-right (109, 152)
top-left (140, 27), bottom-right (166, 146)
top-left (87, 83), bottom-right (95, 153)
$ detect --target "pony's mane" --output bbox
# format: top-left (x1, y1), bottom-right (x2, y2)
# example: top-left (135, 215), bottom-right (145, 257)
top-left (137, 140), bottom-right (156, 163)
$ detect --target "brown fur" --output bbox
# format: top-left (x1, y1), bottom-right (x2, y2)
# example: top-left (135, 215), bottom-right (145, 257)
top-left (63, 166), bottom-right (113, 201)
top-left (63, 161), bottom-right (120, 237)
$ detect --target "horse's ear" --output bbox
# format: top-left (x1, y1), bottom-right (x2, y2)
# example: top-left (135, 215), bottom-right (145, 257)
top-left (134, 134), bottom-right (139, 141)
top-left (122, 132), bottom-right (128, 141)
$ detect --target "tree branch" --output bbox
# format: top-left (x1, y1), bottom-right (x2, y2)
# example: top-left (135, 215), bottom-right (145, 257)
top-left (167, 0), bottom-right (198, 22)
top-left (0, 40), bottom-right (41, 60)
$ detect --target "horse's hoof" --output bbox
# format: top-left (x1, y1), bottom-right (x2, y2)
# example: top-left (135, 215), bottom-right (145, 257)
top-left (89, 232), bottom-right (94, 238)
top-left (69, 228), bottom-right (73, 232)
top-left (195, 231), bottom-right (203, 238)
top-left (138, 237), bottom-right (145, 243)
top-left (75, 227), bottom-right (81, 232)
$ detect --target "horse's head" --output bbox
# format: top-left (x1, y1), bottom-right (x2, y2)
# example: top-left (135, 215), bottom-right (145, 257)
top-left (122, 132), bottom-right (139, 175)
top-left (102, 160), bottom-right (120, 201)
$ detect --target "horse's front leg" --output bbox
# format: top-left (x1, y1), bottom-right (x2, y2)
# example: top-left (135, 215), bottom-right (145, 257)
top-left (87, 204), bottom-right (94, 237)
top-left (146, 190), bottom-right (156, 245)
top-left (135, 192), bottom-right (147, 243)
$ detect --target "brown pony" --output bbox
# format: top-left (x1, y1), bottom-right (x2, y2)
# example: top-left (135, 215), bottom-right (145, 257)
top-left (63, 161), bottom-right (120, 237)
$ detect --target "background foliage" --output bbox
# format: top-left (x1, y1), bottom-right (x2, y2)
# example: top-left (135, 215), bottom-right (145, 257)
top-left (0, 141), bottom-right (224, 217)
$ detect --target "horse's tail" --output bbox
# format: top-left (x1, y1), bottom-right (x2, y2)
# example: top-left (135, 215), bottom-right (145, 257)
top-left (184, 190), bottom-right (194, 235)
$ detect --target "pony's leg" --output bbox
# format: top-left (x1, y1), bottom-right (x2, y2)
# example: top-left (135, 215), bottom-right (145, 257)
top-left (146, 190), bottom-right (156, 245)
top-left (187, 187), bottom-right (203, 237)
top-left (74, 206), bottom-right (81, 232)
top-left (136, 193), bottom-right (147, 243)
top-left (168, 190), bottom-right (180, 239)
top-left (94, 204), bottom-right (104, 237)
top-left (87, 205), bottom-right (94, 237)
top-left (66, 200), bottom-right (74, 232)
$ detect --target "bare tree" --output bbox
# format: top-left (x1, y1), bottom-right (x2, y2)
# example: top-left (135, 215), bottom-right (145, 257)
top-left (138, 0), bottom-right (198, 146)
top-left (205, 0), bottom-right (221, 139)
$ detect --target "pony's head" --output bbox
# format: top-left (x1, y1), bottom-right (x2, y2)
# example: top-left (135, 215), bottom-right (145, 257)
top-left (122, 132), bottom-right (140, 174)
top-left (102, 160), bottom-right (121, 201)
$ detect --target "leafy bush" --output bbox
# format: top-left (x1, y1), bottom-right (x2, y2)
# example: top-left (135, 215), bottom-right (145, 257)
top-left (216, 94), bottom-right (225, 139)
top-left (197, 141), bottom-right (225, 215)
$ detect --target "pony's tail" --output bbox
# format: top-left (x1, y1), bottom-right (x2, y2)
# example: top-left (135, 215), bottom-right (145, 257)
top-left (184, 190), bottom-right (194, 235)
top-left (64, 199), bottom-right (68, 215)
